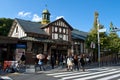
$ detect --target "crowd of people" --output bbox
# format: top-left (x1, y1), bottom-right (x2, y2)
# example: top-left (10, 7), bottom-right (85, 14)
top-left (2, 51), bottom-right (91, 73)
top-left (35, 53), bottom-right (91, 72)
top-left (1, 51), bottom-right (91, 73)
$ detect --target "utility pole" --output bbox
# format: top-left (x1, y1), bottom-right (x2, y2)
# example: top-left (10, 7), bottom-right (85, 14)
top-left (95, 12), bottom-right (101, 67)
top-left (97, 19), bottom-right (100, 67)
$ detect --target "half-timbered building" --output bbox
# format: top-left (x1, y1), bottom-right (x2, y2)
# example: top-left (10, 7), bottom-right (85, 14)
top-left (7, 9), bottom-right (88, 64)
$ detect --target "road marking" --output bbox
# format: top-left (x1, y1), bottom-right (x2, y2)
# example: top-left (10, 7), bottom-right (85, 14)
top-left (97, 73), bottom-right (120, 80)
top-left (74, 70), bottom-right (120, 80)
top-left (60, 69), bottom-right (116, 80)
top-left (1, 76), bottom-right (13, 80)
top-left (46, 67), bottom-right (120, 80)
top-left (54, 72), bottom-right (88, 77)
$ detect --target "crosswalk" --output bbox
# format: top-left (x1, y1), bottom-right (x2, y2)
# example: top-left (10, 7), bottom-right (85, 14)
top-left (0, 76), bottom-right (13, 80)
top-left (45, 67), bottom-right (120, 80)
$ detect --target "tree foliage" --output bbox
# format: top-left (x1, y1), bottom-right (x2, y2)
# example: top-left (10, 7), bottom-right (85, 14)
top-left (108, 32), bottom-right (120, 53)
top-left (0, 18), bottom-right (13, 36)
top-left (85, 12), bottom-right (120, 62)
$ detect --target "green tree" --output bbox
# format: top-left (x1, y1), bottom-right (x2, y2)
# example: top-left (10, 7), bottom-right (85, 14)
top-left (85, 11), bottom-right (109, 62)
top-left (0, 18), bottom-right (13, 36)
top-left (108, 32), bottom-right (120, 53)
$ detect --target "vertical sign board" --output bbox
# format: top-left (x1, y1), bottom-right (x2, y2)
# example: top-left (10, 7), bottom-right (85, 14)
top-left (15, 44), bottom-right (26, 61)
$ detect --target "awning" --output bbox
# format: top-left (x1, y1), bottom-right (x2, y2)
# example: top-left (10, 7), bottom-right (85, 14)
top-left (20, 36), bottom-right (54, 43)
top-left (0, 36), bottom-right (18, 44)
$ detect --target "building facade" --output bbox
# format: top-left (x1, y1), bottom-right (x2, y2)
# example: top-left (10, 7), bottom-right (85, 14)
top-left (7, 9), bottom-right (88, 64)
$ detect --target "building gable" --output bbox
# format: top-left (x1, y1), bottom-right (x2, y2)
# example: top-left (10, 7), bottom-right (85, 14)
top-left (41, 18), bottom-right (73, 41)
top-left (41, 18), bottom-right (73, 30)
top-left (8, 18), bottom-right (49, 38)
top-left (52, 19), bottom-right (70, 28)
top-left (8, 19), bottom-right (27, 38)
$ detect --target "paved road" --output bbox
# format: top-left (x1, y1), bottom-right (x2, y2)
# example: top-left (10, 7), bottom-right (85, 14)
top-left (0, 64), bottom-right (120, 80)
top-left (1, 66), bottom-right (120, 80)
top-left (46, 66), bottom-right (120, 80)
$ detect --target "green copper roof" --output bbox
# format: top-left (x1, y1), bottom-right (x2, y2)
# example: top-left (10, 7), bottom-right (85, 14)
top-left (42, 9), bottom-right (50, 14)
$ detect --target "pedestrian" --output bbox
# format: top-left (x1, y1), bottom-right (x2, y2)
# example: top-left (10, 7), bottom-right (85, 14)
top-left (45, 54), bottom-right (51, 69)
top-left (67, 56), bottom-right (73, 71)
top-left (51, 54), bottom-right (55, 69)
top-left (36, 53), bottom-right (45, 71)
top-left (62, 55), bottom-right (67, 68)
top-left (47, 54), bottom-right (51, 64)
top-left (59, 54), bottom-right (63, 67)
top-left (73, 54), bottom-right (79, 71)
top-left (80, 54), bottom-right (85, 71)
top-left (38, 59), bottom-right (45, 71)
top-left (20, 52), bottom-right (26, 65)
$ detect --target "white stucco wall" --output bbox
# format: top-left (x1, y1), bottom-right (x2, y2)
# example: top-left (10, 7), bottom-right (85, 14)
top-left (11, 24), bottom-right (27, 38)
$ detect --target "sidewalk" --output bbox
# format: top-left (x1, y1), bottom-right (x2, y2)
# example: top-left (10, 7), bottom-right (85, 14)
top-left (85, 62), bottom-right (120, 69)
top-left (1, 62), bottom-right (120, 75)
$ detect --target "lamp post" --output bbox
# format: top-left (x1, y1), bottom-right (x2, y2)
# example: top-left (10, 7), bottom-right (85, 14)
top-left (97, 20), bottom-right (100, 67)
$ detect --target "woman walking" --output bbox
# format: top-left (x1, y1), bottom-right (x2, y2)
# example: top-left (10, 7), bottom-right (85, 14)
top-left (80, 54), bottom-right (85, 71)
top-left (67, 56), bottom-right (73, 71)
top-left (73, 54), bottom-right (79, 71)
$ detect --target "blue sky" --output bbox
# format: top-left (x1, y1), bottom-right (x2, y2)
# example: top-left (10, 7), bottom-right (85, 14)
top-left (0, 0), bottom-right (120, 34)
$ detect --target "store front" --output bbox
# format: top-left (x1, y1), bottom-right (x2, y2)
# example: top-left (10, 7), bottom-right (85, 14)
top-left (0, 36), bottom-right (18, 66)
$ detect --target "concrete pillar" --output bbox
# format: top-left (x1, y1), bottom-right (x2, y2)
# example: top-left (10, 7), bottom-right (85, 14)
top-left (26, 42), bottom-right (33, 64)
top-left (48, 45), bottom-right (51, 55)
top-left (80, 42), bottom-right (83, 53)
top-left (27, 42), bottom-right (32, 52)
top-left (71, 42), bottom-right (74, 54)
top-left (43, 43), bottom-right (47, 54)
top-left (75, 45), bottom-right (78, 54)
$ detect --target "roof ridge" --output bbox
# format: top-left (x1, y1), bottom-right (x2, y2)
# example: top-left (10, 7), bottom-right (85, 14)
top-left (15, 18), bottom-right (40, 23)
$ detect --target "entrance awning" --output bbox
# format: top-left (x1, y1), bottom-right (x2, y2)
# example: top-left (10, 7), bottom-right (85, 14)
top-left (20, 36), bottom-right (54, 43)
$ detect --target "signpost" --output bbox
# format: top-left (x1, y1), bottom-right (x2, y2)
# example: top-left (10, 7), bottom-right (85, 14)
top-left (97, 19), bottom-right (106, 67)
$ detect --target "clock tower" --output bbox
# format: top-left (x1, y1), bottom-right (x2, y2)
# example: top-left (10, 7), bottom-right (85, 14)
top-left (41, 9), bottom-right (51, 24)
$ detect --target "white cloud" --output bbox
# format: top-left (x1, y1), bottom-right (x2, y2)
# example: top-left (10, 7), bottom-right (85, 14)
top-left (18, 11), bottom-right (31, 17)
top-left (32, 14), bottom-right (42, 22)
top-left (56, 16), bottom-right (64, 20)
